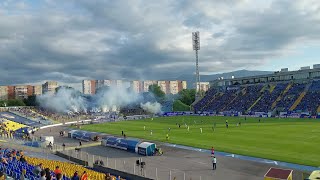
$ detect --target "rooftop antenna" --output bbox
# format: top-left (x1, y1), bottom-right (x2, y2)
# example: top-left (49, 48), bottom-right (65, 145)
top-left (192, 31), bottom-right (201, 99)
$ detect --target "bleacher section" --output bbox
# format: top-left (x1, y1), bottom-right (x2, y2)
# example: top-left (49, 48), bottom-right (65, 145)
top-left (224, 85), bottom-right (263, 112)
top-left (25, 156), bottom-right (106, 179)
top-left (0, 147), bottom-right (122, 180)
top-left (294, 80), bottom-right (320, 114)
top-left (203, 89), bottom-right (237, 112)
top-left (275, 83), bottom-right (306, 111)
top-left (0, 112), bottom-right (40, 127)
top-left (194, 80), bottom-right (320, 116)
top-left (2, 121), bottom-right (26, 131)
top-left (193, 88), bottom-right (217, 112)
top-left (251, 83), bottom-right (288, 112)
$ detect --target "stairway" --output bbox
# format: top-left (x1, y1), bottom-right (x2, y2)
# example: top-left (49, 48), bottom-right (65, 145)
top-left (317, 106), bottom-right (320, 113)
top-left (221, 95), bottom-right (238, 111)
top-left (247, 96), bottom-right (262, 111)
top-left (260, 85), bottom-right (267, 93)
top-left (289, 92), bottom-right (306, 111)
top-left (269, 85), bottom-right (276, 93)
top-left (289, 83), bottom-right (311, 111)
top-left (201, 92), bottom-right (222, 111)
top-left (271, 83), bottom-right (292, 109)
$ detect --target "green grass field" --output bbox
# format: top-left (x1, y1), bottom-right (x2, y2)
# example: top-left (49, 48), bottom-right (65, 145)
top-left (82, 116), bottom-right (320, 167)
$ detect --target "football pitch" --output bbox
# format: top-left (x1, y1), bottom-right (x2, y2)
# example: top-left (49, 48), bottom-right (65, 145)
top-left (82, 116), bottom-right (320, 167)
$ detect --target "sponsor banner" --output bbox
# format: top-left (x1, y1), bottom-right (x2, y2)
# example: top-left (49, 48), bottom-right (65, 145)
top-left (138, 147), bottom-right (146, 156)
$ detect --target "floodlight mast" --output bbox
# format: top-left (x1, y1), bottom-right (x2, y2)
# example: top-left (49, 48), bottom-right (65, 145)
top-left (192, 31), bottom-right (201, 100)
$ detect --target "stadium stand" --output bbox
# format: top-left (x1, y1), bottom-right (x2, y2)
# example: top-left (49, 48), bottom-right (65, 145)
top-left (1, 120), bottom-right (26, 132)
top-left (9, 107), bottom-right (53, 125)
top-left (0, 147), bottom-right (122, 180)
top-left (224, 85), bottom-right (263, 112)
top-left (0, 111), bottom-right (41, 127)
top-left (274, 83), bottom-right (306, 111)
top-left (25, 156), bottom-right (106, 179)
top-left (203, 89), bottom-right (238, 112)
top-left (194, 80), bottom-right (320, 116)
top-left (193, 88), bottom-right (217, 112)
top-left (251, 83), bottom-right (288, 112)
top-left (294, 80), bottom-right (320, 114)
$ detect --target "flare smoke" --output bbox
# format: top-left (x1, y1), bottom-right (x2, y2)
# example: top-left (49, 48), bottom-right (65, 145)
top-left (36, 86), bottom-right (162, 114)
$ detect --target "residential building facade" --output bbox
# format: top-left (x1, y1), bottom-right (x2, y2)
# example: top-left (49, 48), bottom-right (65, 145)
top-left (131, 80), bottom-right (143, 93)
top-left (82, 80), bottom-right (96, 95)
top-left (42, 81), bottom-right (58, 95)
top-left (0, 86), bottom-right (8, 100)
top-left (33, 85), bottom-right (42, 95)
top-left (198, 82), bottom-right (210, 92)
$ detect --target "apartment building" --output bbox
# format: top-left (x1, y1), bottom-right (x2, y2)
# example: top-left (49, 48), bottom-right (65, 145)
top-left (143, 80), bottom-right (158, 92)
top-left (33, 85), bottom-right (42, 95)
top-left (42, 81), bottom-right (58, 95)
top-left (131, 80), bottom-right (143, 93)
top-left (198, 82), bottom-right (210, 92)
top-left (129, 80), bottom-right (187, 94)
top-left (82, 80), bottom-right (96, 95)
top-left (14, 85), bottom-right (34, 99)
top-left (0, 86), bottom-right (8, 100)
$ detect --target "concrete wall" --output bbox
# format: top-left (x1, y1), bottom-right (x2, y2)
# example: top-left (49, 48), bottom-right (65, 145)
top-left (93, 164), bottom-right (153, 180)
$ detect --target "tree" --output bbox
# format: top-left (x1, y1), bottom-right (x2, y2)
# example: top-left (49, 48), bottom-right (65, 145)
top-left (0, 100), bottom-right (6, 107)
top-left (173, 100), bottom-right (190, 111)
top-left (148, 85), bottom-right (165, 102)
top-left (6, 99), bottom-right (25, 106)
top-left (178, 89), bottom-right (196, 106)
top-left (24, 95), bottom-right (38, 106)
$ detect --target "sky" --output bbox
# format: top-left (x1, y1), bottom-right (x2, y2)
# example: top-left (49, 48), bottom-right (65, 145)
top-left (0, 0), bottom-right (320, 89)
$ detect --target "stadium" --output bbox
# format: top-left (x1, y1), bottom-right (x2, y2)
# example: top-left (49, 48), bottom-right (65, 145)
top-left (1, 1), bottom-right (320, 180)
top-left (0, 65), bottom-right (319, 180)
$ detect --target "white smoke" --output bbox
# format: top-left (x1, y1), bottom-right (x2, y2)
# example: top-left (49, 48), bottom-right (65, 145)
top-left (140, 102), bottom-right (162, 114)
top-left (95, 86), bottom-right (142, 112)
top-left (37, 87), bottom-right (87, 113)
top-left (37, 85), bottom-right (162, 114)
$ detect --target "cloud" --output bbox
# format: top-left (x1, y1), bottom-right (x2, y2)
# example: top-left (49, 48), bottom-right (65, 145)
top-left (0, 0), bottom-right (320, 86)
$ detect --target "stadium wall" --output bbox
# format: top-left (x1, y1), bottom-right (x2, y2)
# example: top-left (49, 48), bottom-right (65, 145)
top-left (93, 164), bottom-right (153, 180)
top-left (55, 151), bottom-right (88, 166)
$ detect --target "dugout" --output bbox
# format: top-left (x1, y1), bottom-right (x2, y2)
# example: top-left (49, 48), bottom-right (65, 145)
top-left (138, 142), bottom-right (156, 156)
top-left (69, 130), bottom-right (85, 139)
top-left (24, 141), bottom-right (44, 148)
top-left (264, 167), bottom-right (293, 180)
top-left (81, 131), bottom-right (100, 141)
top-left (101, 137), bottom-right (140, 153)
top-left (68, 130), bottom-right (77, 138)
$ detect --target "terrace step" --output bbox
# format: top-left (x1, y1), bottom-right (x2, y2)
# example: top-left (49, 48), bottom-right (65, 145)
top-left (201, 92), bottom-right (221, 111)
top-left (221, 94), bottom-right (238, 111)
top-left (260, 85), bottom-right (267, 93)
top-left (272, 83), bottom-right (292, 109)
top-left (248, 96), bottom-right (262, 111)
top-left (269, 84), bottom-right (276, 93)
top-left (289, 92), bottom-right (306, 111)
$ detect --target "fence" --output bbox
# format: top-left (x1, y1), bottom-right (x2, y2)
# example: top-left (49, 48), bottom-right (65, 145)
top-left (5, 136), bottom-right (312, 180)
top-left (56, 148), bottom-right (212, 180)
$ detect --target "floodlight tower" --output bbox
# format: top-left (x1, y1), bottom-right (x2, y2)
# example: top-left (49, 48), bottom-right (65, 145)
top-left (192, 31), bottom-right (201, 100)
